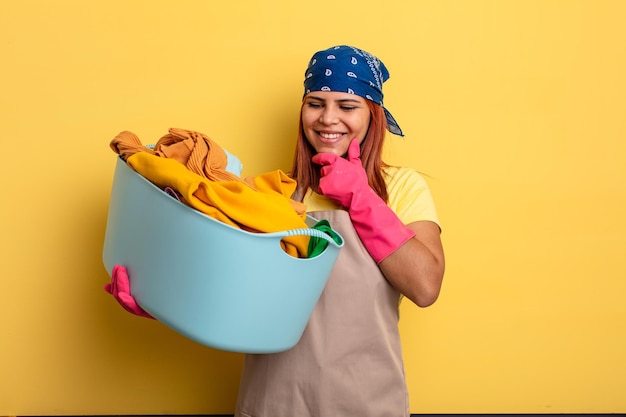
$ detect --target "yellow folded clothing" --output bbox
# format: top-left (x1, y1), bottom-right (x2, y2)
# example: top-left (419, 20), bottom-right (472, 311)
top-left (127, 151), bottom-right (310, 258)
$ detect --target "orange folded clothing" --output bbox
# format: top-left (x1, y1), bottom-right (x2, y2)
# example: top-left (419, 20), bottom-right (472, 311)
top-left (110, 127), bottom-right (242, 183)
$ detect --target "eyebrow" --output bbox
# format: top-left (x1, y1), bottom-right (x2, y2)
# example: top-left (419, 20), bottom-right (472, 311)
top-left (306, 95), bottom-right (363, 104)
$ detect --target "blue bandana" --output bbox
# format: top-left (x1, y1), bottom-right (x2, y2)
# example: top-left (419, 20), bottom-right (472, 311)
top-left (303, 45), bottom-right (404, 136)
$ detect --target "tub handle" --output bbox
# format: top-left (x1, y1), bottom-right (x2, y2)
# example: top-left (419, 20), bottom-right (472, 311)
top-left (280, 227), bottom-right (343, 246)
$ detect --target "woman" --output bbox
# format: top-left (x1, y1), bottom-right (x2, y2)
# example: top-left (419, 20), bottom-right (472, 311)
top-left (235, 45), bottom-right (445, 417)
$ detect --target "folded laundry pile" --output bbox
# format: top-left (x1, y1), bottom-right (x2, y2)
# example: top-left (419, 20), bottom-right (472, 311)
top-left (110, 127), bottom-right (324, 258)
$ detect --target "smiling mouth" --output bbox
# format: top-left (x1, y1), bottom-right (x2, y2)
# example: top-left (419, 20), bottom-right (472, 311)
top-left (318, 132), bottom-right (344, 139)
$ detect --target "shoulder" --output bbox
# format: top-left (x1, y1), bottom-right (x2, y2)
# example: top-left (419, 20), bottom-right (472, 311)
top-left (383, 166), bottom-right (440, 227)
top-left (383, 166), bottom-right (430, 190)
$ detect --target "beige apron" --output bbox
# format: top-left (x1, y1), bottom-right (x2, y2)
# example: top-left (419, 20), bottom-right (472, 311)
top-left (235, 210), bottom-right (409, 417)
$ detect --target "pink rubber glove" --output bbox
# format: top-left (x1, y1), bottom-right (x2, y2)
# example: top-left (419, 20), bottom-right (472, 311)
top-left (312, 138), bottom-right (416, 263)
top-left (104, 264), bottom-right (155, 319)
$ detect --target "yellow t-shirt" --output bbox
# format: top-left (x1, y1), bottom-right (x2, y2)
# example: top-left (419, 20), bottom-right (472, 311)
top-left (303, 166), bottom-right (440, 228)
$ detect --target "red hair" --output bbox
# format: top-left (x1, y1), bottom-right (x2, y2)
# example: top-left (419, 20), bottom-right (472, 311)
top-left (289, 100), bottom-right (390, 203)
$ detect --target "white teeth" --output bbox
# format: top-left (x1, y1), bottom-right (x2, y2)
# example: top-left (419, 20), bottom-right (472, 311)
top-left (320, 132), bottom-right (342, 139)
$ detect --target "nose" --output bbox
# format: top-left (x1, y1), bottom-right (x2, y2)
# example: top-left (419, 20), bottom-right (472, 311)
top-left (319, 105), bottom-right (339, 125)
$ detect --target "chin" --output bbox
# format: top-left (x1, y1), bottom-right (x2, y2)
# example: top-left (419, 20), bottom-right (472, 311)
top-left (315, 140), bottom-right (351, 155)
top-left (317, 146), bottom-right (345, 156)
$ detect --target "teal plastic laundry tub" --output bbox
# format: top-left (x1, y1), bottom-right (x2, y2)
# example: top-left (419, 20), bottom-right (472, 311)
top-left (102, 157), bottom-right (343, 353)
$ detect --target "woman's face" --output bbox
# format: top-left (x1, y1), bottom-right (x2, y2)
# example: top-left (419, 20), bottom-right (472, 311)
top-left (302, 91), bottom-right (371, 156)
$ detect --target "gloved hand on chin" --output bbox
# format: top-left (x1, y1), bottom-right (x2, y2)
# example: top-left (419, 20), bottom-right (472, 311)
top-left (104, 264), bottom-right (155, 319)
top-left (312, 138), bottom-right (415, 264)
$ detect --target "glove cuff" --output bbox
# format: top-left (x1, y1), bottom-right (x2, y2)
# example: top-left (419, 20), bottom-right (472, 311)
top-left (348, 190), bottom-right (416, 263)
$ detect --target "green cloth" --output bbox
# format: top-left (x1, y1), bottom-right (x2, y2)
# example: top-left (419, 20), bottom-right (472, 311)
top-left (307, 220), bottom-right (343, 258)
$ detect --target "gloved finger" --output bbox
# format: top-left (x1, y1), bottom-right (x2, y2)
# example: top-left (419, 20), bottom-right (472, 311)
top-left (116, 293), bottom-right (140, 314)
top-left (117, 291), bottom-right (142, 310)
top-left (105, 267), bottom-right (120, 294)
top-left (112, 264), bottom-right (131, 294)
top-left (117, 292), bottom-right (155, 319)
top-left (319, 163), bottom-right (337, 177)
top-left (347, 138), bottom-right (362, 164)
top-left (109, 265), bottom-right (121, 295)
top-left (312, 152), bottom-right (338, 166)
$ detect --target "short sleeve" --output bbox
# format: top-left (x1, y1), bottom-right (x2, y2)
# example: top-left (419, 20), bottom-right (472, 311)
top-left (384, 166), bottom-right (440, 228)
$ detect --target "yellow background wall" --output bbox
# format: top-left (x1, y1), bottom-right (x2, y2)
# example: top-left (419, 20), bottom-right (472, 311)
top-left (1, 0), bottom-right (624, 414)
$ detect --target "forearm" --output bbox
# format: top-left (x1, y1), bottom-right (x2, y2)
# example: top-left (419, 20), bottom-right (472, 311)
top-left (379, 221), bottom-right (445, 307)
top-left (311, 139), bottom-right (444, 302)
